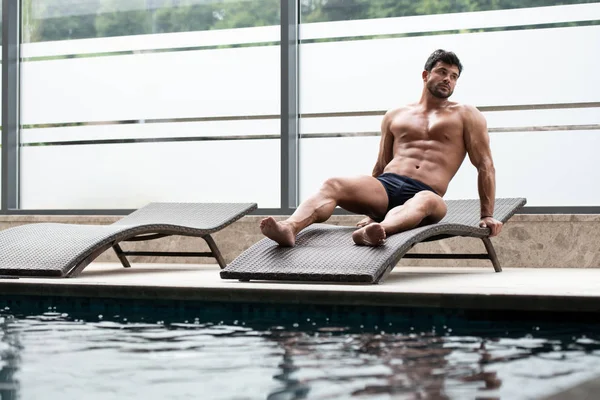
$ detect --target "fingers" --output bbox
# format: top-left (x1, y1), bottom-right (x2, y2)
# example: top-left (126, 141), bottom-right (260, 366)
top-left (493, 223), bottom-right (503, 237)
top-left (480, 219), bottom-right (503, 237)
top-left (489, 225), bottom-right (498, 237)
top-left (488, 222), bottom-right (503, 237)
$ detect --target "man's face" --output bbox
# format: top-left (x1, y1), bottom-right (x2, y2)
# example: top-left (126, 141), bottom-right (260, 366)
top-left (425, 61), bottom-right (460, 99)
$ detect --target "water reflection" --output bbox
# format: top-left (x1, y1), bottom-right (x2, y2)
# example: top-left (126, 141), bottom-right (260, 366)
top-left (264, 327), bottom-right (600, 399)
top-left (267, 330), bottom-right (457, 399)
top-left (1, 304), bottom-right (600, 399)
top-left (0, 313), bottom-right (20, 400)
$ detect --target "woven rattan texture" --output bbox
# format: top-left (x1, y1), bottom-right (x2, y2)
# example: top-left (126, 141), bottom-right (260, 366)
top-left (221, 198), bottom-right (526, 283)
top-left (0, 203), bottom-right (256, 277)
top-left (113, 203), bottom-right (256, 231)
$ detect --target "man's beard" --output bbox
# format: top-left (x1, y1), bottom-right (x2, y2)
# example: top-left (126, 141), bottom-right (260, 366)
top-left (427, 82), bottom-right (453, 99)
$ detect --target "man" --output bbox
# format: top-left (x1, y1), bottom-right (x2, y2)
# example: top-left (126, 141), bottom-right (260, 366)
top-left (261, 49), bottom-right (502, 247)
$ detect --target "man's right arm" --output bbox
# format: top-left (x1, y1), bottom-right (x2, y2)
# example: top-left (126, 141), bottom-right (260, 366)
top-left (372, 110), bottom-right (394, 177)
top-left (463, 105), bottom-right (502, 236)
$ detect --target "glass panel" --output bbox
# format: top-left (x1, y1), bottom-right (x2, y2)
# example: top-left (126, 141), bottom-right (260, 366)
top-left (21, 46), bottom-right (279, 124)
top-left (300, 137), bottom-right (380, 200)
top-left (446, 130), bottom-right (600, 206)
top-left (299, 2), bottom-right (600, 208)
top-left (299, 25), bottom-right (599, 113)
top-left (301, 130), bottom-right (600, 208)
top-left (20, 0), bottom-right (280, 209)
top-left (301, 0), bottom-right (599, 23)
top-left (21, 140), bottom-right (280, 209)
top-left (23, 0), bottom-right (280, 42)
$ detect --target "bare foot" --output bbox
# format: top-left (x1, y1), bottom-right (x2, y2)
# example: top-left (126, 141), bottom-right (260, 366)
top-left (352, 223), bottom-right (386, 246)
top-left (260, 217), bottom-right (296, 246)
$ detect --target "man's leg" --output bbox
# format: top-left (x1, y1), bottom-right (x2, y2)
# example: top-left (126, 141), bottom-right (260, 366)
top-left (261, 176), bottom-right (388, 246)
top-left (352, 191), bottom-right (447, 246)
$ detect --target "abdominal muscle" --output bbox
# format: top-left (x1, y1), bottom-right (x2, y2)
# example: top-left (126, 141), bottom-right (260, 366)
top-left (382, 143), bottom-right (466, 197)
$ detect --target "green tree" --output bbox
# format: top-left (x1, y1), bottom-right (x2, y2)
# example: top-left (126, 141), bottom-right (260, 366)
top-left (211, 0), bottom-right (280, 29)
top-left (22, 0), bottom-right (99, 42)
top-left (21, 0), bottom-right (599, 43)
top-left (153, 0), bottom-right (216, 33)
top-left (302, 0), bottom-right (368, 23)
top-left (301, 0), bottom-right (599, 23)
top-left (95, 0), bottom-right (151, 37)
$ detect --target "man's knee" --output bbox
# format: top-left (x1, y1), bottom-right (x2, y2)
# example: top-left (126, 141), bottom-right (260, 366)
top-left (320, 177), bottom-right (345, 197)
top-left (411, 191), bottom-right (446, 216)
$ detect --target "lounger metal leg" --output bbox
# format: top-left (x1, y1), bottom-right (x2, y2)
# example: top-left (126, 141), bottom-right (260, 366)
top-left (374, 264), bottom-right (394, 284)
top-left (113, 243), bottom-right (132, 268)
top-left (69, 243), bottom-right (117, 277)
top-left (482, 237), bottom-right (502, 273)
top-left (204, 235), bottom-right (227, 269)
top-left (116, 235), bottom-right (224, 267)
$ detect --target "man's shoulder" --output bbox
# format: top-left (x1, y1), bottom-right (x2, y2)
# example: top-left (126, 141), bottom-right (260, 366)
top-left (452, 103), bottom-right (484, 117)
top-left (384, 104), bottom-right (416, 118)
top-left (452, 103), bottom-right (487, 132)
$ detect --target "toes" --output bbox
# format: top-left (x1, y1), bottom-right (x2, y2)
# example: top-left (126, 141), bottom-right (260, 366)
top-left (260, 217), bottom-right (278, 232)
top-left (264, 218), bottom-right (277, 228)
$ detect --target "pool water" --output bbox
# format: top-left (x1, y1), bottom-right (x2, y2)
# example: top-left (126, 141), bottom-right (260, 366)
top-left (1, 297), bottom-right (600, 400)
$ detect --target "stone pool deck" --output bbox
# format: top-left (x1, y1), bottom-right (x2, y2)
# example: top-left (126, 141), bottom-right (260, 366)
top-left (1, 263), bottom-right (600, 313)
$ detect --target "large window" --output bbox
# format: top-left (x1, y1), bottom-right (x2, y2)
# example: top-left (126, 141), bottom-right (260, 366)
top-left (298, 1), bottom-right (600, 208)
top-left (1, 1), bottom-right (599, 212)
top-left (19, 0), bottom-right (281, 209)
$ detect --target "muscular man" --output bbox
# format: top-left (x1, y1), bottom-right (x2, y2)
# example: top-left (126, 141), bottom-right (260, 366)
top-left (261, 49), bottom-right (503, 247)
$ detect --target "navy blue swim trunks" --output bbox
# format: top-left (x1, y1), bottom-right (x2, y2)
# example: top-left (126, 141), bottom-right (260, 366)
top-left (375, 173), bottom-right (438, 216)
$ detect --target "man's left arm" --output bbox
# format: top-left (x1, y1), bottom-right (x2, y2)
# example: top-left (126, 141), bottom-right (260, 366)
top-left (463, 105), bottom-right (503, 237)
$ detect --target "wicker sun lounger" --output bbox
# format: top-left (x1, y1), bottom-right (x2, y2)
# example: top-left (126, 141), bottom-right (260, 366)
top-left (220, 198), bottom-right (526, 284)
top-left (0, 202), bottom-right (256, 278)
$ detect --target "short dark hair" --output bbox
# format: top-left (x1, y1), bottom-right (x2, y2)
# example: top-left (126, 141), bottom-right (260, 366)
top-left (424, 49), bottom-right (463, 75)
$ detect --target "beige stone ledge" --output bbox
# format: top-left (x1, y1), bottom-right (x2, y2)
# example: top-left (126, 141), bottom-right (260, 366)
top-left (0, 213), bottom-right (599, 268)
top-left (2, 213), bottom-right (600, 224)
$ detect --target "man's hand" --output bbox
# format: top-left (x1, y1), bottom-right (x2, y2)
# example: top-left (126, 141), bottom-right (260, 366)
top-left (357, 216), bottom-right (375, 228)
top-left (479, 217), bottom-right (503, 237)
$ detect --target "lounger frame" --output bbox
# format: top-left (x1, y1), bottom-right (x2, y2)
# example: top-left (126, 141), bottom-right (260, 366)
top-left (221, 198), bottom-right (526, 284)
top-left (67, 229), bottom-right (230, 278)
top-left (0, 202), bottom-right (257, 278)
top-left (403, 237), bottom-right (500, 270)
top-left (374, 228), bottom-right (503, 284)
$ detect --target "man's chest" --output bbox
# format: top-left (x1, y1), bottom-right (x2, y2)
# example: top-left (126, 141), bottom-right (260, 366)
top-left (390, 111), bottom-right (464, 144)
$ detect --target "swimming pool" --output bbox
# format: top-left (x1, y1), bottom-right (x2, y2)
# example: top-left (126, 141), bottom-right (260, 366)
top-left (1, 295), bottom-right (599, 399)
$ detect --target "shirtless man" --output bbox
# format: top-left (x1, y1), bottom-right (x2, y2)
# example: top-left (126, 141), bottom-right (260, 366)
top-left (261, 49), bottom-right (503, 247)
